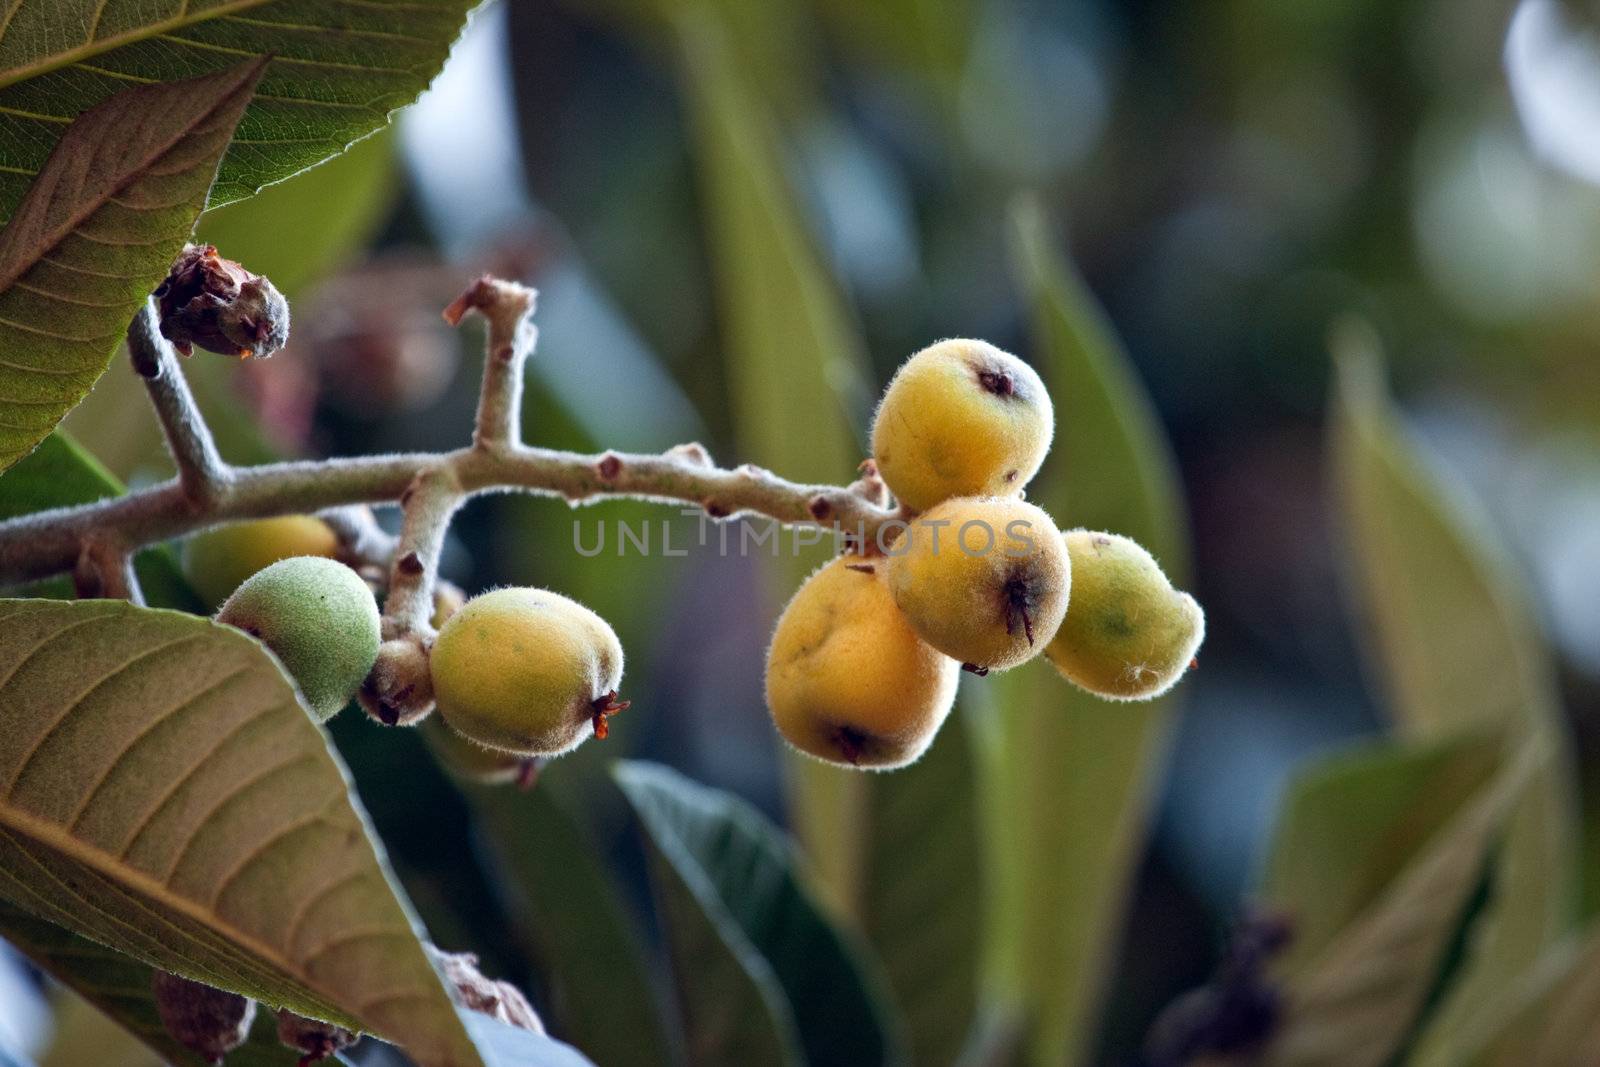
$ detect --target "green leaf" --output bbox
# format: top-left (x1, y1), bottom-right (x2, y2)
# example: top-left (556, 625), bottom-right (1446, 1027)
top-left (0, 0), bottom-right (478, 221)
top-left (0, 60), bottom-right (263, 474)
top-left (1327, 334), bottom-right (1579, 1066)
top-left (616, 760), bottom-right (904, 1067)
top-left (0, 899), bottom-right (291, 1067)
top-left (0, 431), bottom-right (199, 611)
top-left (1260, 731), bottom-right (1503, 976)
top-left (462, 777), bottom-right (676, 1067)
top-left (859, 713), bottom-right (983, 1067)
top-left (976, 196), bottom-right (1191, 1066)
top-left (1258, 738), bottom-right (1539, 1067)
top-left (0, 598), bottom-right (481, 1067)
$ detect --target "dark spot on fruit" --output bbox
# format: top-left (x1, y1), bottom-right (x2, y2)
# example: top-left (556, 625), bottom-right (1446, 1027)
top-left (977, 368), bottom-right (1015, 397)
top-left (831, 725), bottom-right (868, 765)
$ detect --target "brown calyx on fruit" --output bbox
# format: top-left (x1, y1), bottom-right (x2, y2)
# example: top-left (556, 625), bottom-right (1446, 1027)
top-left (830, 724), bottom-right (868, 766)
top-left (977, 367), bottom-right (1016, 397)
top-left (151, 971), bottom-right (257, 1065)
top-left (591, 690), bottom-right (630, 739)
top-left (429, 948), bottom-right (545, 1034)
top-left (155, 244), bottom-right (289, 360)
top-left (1002, 573), bottom-right (1037, 645)
top-left (275, 1009), bottom-right (356, 1066)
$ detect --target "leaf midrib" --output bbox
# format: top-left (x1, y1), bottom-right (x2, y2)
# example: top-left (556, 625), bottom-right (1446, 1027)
top-left (0, 0), bottom-right (275, 91)
top-left (0, 794), bottom-right (361, 1028)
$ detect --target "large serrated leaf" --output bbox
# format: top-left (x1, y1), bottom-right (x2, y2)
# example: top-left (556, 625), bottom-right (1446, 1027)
top-left (0, 0), bottom-right (477, 221)
top-left (616, 760), bottom-right (905, 1067)
top-left (0, 598), bottom-right (481, 1067)
top-left (1327, 340), bottom-right (1579, 1067)
top-left (0, 431), bottom-right (199, 611)
top-left (0, 60), bottom-right (262, 473)
top-left (975, 196), bottom-right (1191, 1067)
top-left (0, 899), bottom-right (291, 1066)
top-left (463, 778), bottom-right (676, 1067)
top-left (1258, 738), bottom-right (1538, 1067)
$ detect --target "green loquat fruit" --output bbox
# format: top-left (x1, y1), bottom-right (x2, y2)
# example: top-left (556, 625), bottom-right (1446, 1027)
top-left (216, 556), bottom-right (381, 721)
top-left (431, 588), bottom-right (627, 757)
top-left (871, 338), bottom-right (1054, 512)
top-left (1044, 530), bottom-right (1204, 700)
top-left (183, 515), bottom-right (340, 608)
top-left (886, 496), bottom-right (1070, 671)
top-left (766, 555), bottom-right (960, 769)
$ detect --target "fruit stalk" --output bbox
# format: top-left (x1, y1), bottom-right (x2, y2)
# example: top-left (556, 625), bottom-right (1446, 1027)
top-left (127, 299), bottom-right (231, 506)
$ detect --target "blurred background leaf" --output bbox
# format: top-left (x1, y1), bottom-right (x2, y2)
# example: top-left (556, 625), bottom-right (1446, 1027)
top-left (1328, 331), bottom-right (1581, 1067)
top-left (1257, 737), bottom-right (1537, 1067)
top-left (616, 761), bottom-right (906, 1067)
top-left (461, 771), bottom-right (676, 1067)
top-left (972, 197), bottom-right (1191, 1067)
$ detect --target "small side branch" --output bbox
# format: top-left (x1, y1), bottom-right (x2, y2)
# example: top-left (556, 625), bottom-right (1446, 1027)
top-left (445, 276), bottom-right (537, 452)
top-left (72, 537), bottom-right (144, 605)
top-left (381, 468), bottom-right (464, 641)
top-left (128, 300), bottom-right (231, 506)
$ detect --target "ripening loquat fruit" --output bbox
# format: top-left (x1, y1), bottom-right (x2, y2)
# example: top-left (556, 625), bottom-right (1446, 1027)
top-left (431, 588), bottom-right (627, 757)
top-left (886, 496), bottom-right (1069, 672)
top-left (183, 515), bottom-right (340, 608)
top-left (871, 339), bottom-right (1054, 512)
top-left (766, 555), bottom-right (960, 769)
top-left (216, 556), bottom-right (381, 721)
top-left (1044, 530), bottom-right (1204, 700)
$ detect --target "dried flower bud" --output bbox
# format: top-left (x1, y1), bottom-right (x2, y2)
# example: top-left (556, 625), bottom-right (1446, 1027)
top-left (151, 971), bottom-right (257, 1064)
top-left (358, 637), bottom-right (436, 726)
top-left (155, 244), bottom-right (290, 360)
top-left (428, 947), bottom-right (545, 1034)
top-left (276, 1009), bottom-right (357, 1066)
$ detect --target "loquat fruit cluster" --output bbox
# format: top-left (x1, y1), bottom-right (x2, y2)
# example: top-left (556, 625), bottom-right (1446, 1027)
top-left (182, 336), bottom-right (1201, 781)
top-left (766, 338), bottom-right (1206, 769)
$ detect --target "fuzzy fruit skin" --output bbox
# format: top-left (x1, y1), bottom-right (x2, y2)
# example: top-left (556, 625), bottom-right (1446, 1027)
top-left (421, 714), bottom-right (535, 786)
top-left (432, 588), bottom-right (624, 757)
top-left (1045, 530), bottom-right (1204, 700)
top-left (766, 555), bottom-right (960, 769)
top-left (871, 339), bottom-right (1054, 512)
top-left (886, 496), bottom-right (1070, 671)
top-left (216, 556), bottom-right (381, 721)
top-left (183, 515), bottom-right (340, 608)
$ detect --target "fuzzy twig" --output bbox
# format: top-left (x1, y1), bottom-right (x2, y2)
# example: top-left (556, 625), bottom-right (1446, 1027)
top-left (71, 536), bottom-right (144, 605)
top-left (0, 280), bottom-right (900, 590)
top-left (446, 276), bottom-right (537, 453)
top-left (127, 300), bottom-right (231, 506)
